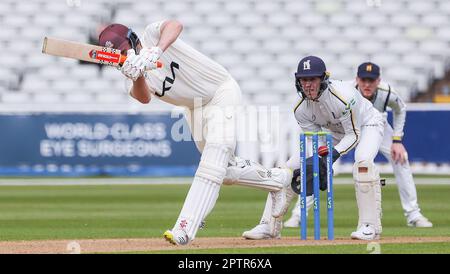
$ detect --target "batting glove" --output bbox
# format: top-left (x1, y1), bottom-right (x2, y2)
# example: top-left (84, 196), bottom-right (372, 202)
top-left (137, 46), bottom-right (163, 71)
top-left (121, 49), bottom-right (144, 81)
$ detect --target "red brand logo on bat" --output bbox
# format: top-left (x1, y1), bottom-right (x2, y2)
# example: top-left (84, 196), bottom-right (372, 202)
top-left (89, 50), bottom-right (120, 63)
top-left (179, 220), bottom-right (188, 229)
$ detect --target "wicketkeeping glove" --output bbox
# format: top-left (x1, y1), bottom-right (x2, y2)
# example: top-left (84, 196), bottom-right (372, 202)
top-left (290, 156), bottom-right (332, 196)
top-left (120, 49), bottom-right (143, 81)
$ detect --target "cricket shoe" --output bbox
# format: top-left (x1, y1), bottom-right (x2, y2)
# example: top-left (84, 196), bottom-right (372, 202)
top-left (199, 220), bottom-right (206, 229)
top-left (351, 224), bottom-right (380, 240)
top-left (271, 168), bottom-right (294, 218)
top-left (242, 219), bottom-right (282, 240)
top-left (163, 229), bottom-right (189, 245)
top-left (284, 214), bottom-right (300, 228)
top-left (407, 215), bottom-right (433, 228)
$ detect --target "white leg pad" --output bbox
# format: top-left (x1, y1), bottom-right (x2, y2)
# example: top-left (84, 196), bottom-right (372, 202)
top-left (258, 188), bottom-right (295, 223)
top-left (353, 160), bottom-right (382, 230)
top-left (259, 194), bottom-right (274, 225)
top-left (353, 160), bottom-right (380, 182)
top-left (257, 177), bottom-right (297, 226)
top-left (374, 180), bottom-right (382, 234)
top-left (223, 157), bottom-right (283, 192)
top-left (173, 143), bottom-right (231, 242)
top-left (292, 195), bottom-right (314, 217)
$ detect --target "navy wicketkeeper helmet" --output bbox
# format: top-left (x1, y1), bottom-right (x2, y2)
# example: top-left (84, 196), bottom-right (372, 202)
top-left (294, 56), bottom-right (330, 99)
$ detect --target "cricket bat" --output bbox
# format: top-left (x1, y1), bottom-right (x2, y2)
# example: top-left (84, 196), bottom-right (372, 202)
top-left (42, 36), bottom-right (162, 68)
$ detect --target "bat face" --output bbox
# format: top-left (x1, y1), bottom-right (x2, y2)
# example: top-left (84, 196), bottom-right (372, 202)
top-left (42, 37), bottom-right (161, 69)
top-left (42, 37), bottom-right (126, 67)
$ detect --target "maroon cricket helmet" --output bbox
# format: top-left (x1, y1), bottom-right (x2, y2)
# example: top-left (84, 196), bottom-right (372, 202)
top-left (98, 23), bottom-right (140, 53)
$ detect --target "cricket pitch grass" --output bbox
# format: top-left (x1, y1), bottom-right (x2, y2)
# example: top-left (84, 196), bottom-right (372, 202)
top-left (0, 175), bottom-right (449, 254)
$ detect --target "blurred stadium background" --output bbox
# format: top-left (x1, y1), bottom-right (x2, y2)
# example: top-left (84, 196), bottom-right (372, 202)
top-left (0, 0), bottom-right (449, 177)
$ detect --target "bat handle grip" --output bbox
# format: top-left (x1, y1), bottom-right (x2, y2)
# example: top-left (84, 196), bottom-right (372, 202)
top-left (119, 55), bottom-right (163, 68)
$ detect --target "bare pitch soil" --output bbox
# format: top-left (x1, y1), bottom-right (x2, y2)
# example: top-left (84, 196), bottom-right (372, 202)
top-left (1, 236), bottom-right (450, 254)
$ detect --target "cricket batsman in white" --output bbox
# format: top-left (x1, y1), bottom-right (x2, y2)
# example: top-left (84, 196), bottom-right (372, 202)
top-left (240, 56), bottom-right (386, 240)
top-left (98, 21), bottom-right (292, 245)
top-left (284, 62), bottom-right (432, 229)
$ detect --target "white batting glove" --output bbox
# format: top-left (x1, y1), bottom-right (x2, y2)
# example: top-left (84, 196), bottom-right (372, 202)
top-left (120, 49), bottom-right (144, 81)
top-left (137, 46), bottom-right (163, 71)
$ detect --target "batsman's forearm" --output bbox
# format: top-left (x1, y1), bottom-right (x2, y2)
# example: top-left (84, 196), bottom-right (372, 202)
top-left (157, 20), bottom-right (183, 51)
top-left (392, 107), bottom-right (406, 141)
top-left (130, 76), bottom-right (151, 104)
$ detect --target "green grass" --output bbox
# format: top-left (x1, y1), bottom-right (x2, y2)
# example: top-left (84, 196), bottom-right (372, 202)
top-left (0, 181), bottom-right (449, 253)
top-left (133, 242), bottom-right (450, 254)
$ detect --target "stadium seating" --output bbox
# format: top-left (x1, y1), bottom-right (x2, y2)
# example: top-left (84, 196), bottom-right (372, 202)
top-left (0, 0), bottom-right (449, 107)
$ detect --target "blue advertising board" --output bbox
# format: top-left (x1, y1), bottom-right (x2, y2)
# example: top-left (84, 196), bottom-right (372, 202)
top-left (0, 108), bottom-right (448, 176)
top-left (340, 110), bottom-right (450, 163)
top-left (0, 113), bottom-right (201, 176)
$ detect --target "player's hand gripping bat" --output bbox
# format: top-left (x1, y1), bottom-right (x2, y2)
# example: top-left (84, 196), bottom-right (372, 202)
top-left (42, 37), bottom-right (162, 69)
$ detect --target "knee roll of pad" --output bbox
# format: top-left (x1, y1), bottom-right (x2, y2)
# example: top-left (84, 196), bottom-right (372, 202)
top-left (196, 162), bottom-right (227, 185)
top-left (353, 160), bottom-right (380, 182)
top-left (356, 183), bottom-right (371, 193)
top-left (196, 143), bottom-right (232, 185)
top-left (223, 156), bottom-right (252, 185)
top-left (223, 157), bottom-right (284, 192)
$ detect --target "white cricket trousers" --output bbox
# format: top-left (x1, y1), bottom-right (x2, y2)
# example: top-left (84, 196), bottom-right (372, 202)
top-left (172, 76), bottom-right (242, 242)
top-left (378, 122), bottom-right (421, 221)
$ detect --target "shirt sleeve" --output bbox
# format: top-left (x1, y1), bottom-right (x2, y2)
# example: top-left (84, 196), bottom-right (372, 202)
top-left (142, 20), bottom-right (166, 46)
top-left (334, 99), bottom-right (360, 155)
top-left (387, 89), bottom-right (407, 141)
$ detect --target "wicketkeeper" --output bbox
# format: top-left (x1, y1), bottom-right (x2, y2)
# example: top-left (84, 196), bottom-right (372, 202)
top-left (284, 62), bottom-right (432, 229)
top-left (240, 56), bottom-right (386, 240)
